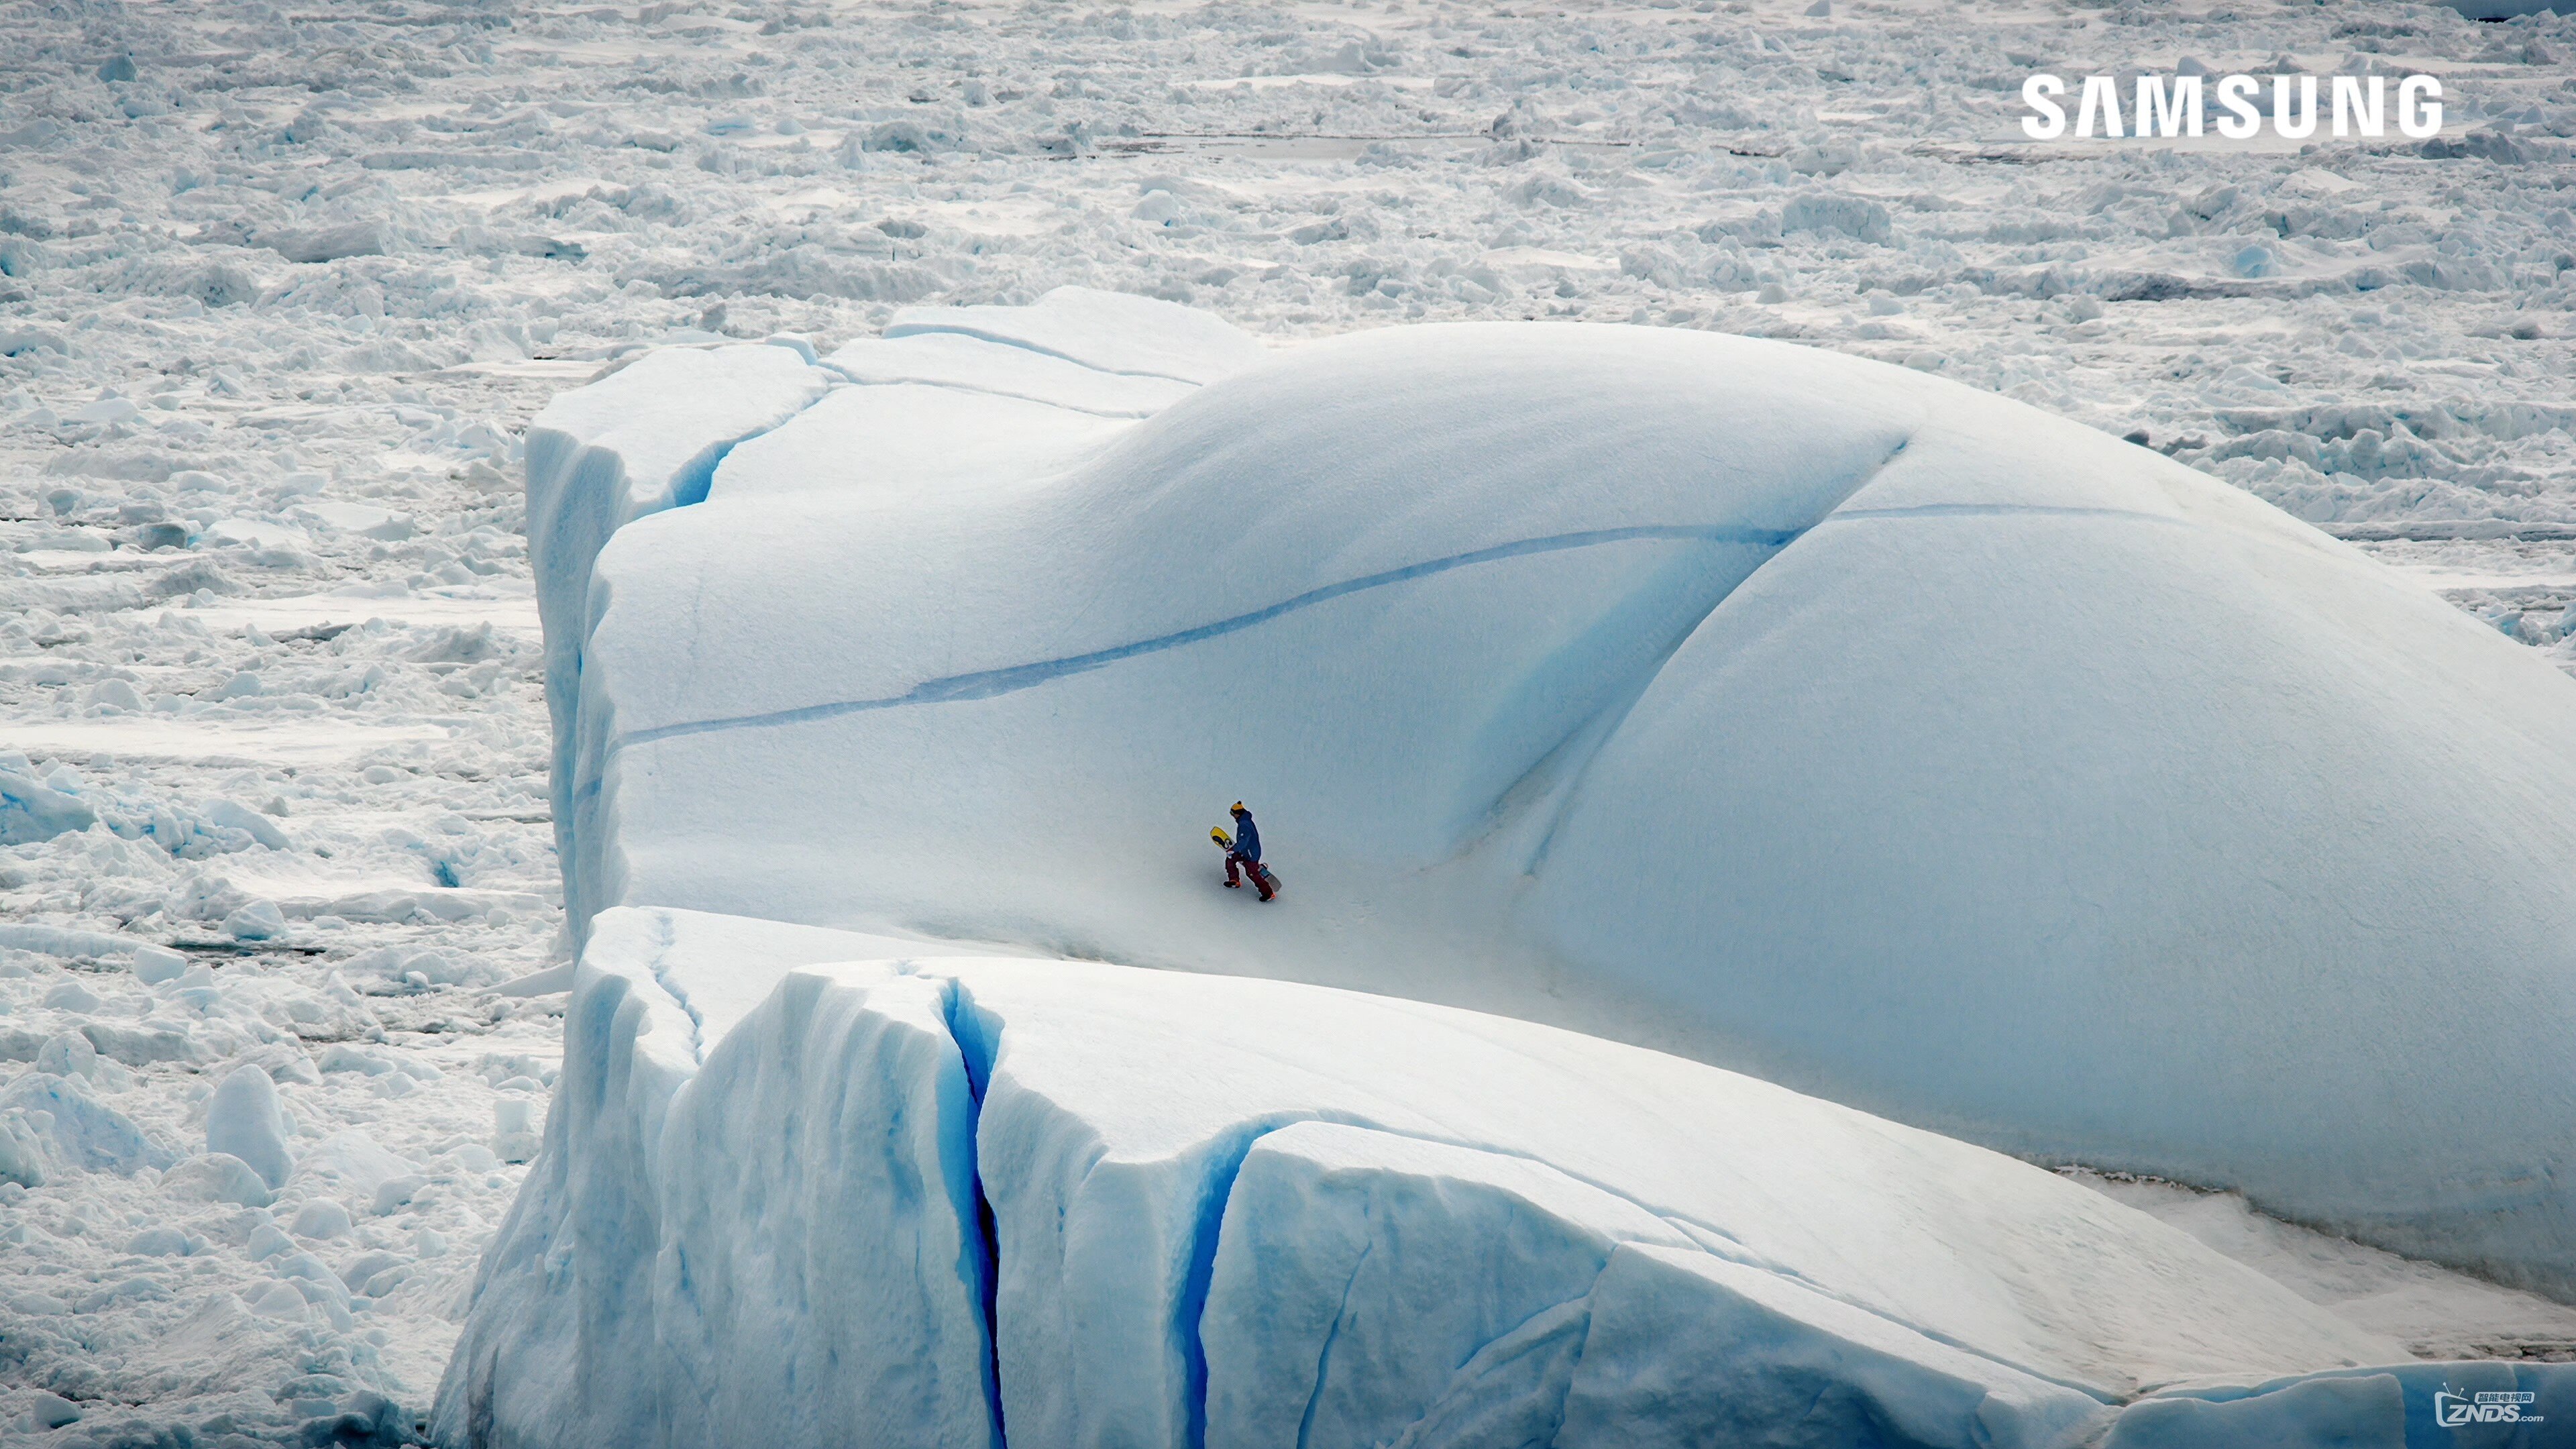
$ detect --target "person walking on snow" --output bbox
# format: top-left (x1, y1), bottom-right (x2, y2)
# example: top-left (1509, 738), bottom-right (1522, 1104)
top-left (1221, 802), bottom-right (1275, 901)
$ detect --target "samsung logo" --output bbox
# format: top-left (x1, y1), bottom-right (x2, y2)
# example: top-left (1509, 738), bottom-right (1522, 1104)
top-left (2020, 73), bottom-right (2445, 140)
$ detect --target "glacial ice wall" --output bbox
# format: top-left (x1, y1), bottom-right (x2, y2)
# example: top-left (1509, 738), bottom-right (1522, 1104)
top-left (436, 907), bottom-right (2430, 1449)
top-left (521, 340), bottom-right (833, 886)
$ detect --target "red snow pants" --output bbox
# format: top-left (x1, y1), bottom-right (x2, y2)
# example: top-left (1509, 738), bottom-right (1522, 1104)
top-left (1226, 851), bottom-right (1274, 900)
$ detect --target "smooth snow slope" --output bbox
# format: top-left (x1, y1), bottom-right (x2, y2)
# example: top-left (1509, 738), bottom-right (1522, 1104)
top-left (546, 303), bottom-right (2576, 1301)
top-left (435, 906), bottom-right (2415, 1449)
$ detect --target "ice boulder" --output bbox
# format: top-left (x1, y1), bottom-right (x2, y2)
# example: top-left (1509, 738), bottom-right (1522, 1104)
top-left (435, 907), bottom-right (2405, 1449)
top-left (0, 765), bottom-right (99, 844)
top-left (290, 1127), bottom-right (415, 1206)
top-left (162, 1151), bottom-right (276, 1208)
top-left (1, 1071), bottom-right (172, 1176)
top-left (537, 307), bottom-right (2576, 1299)
top-left (205, 1062), bottom-right (293, 1189)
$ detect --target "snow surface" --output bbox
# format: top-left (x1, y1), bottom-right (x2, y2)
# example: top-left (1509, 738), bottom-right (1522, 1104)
top-left (5, 0), bottom-right (2576, 1440)
top-left (438, 906), bottom-right (2439, 1449)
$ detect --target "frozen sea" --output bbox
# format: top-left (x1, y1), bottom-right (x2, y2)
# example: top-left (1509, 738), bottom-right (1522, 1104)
top-left (2, 0), bottom-right (2573, 1442)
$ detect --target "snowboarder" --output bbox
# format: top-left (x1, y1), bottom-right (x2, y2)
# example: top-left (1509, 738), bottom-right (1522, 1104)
top-left (1212, 801), bottom-right (1279, 901)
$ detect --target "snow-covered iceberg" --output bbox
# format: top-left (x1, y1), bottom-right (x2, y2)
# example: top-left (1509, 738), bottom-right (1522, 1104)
top-left (437, 906), bottom-right (2421, 1449)
top-left (526, 290), bottom-right (2576, 1304)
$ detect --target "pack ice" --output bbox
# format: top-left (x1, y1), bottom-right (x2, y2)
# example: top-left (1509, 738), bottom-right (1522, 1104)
top-left (456, 289), bottom-right (2576, 1443)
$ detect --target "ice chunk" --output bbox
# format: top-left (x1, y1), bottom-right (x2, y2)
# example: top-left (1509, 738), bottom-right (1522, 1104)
top-left (371, 1173), bottom-right (425, 1215)
top-left (759, 333), bottom-right (819, 365)
top-left (82, 1021), bottom-right (201, 1067)
top-left (297, 499), bottom-right (413, 540)
top-left (221, 900), bottom-right (287, 940)
top-left (291, 1197), bottom-right (352, 1240)
top-left (127, 1225), bottom-right (197, 1256)
top-left (0, 922), bottom-right (184, 975)
top-left (203, 518), bottom-right (309, 550)
top-left (0, 1110), bottom-right (51, 1187)
top-left (264, 219), bottom-right (389, 263)
top-left (71, 396), bottom-right (143, 425)
top-left (439, 920), bottom-right (2395, 1448)
top-left (42, 979), bottom-right (99, 1013)
top-left (492, 1098), bottom-right (539, 1163)
top-left (1781, 191), bottom-right (1890, 244)
top-left (205, 1063), bottom-right (293, 1189)
top-left (248, 1280), bottom-right (309, 1320)
top-left (129, 944), bottom-right (188, 984)
top-left (205, 798), bottom-right (290, 851)
top-left (0, 766), bottom-right (99, 844)
top-left (946, 957), bottom-right (2381, 1441)
top-left (564, 323), bottom-right (1914, 921)
top-left (290, 1128), bottom-right (412, 1203)
top-left (161, 1150), bottom-right (276, 1206)
top-left (34, 1031), bottom-right (97, 1078)
top-left (1, 1071), bottom-right (171, 1175)
top-left (319, 1044), bottom-right (399, 1076)
top-left (28, 1391), bottom-right (82, 1429)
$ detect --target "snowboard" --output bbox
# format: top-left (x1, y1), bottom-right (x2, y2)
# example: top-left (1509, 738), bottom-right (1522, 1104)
top-left (1210, 827), bottom-right (1281, 900)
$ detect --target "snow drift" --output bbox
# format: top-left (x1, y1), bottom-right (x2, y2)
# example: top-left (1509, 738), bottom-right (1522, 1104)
top-left (437, 906), bottom-right (2433, 1449)
top-left (527, 290), bottom-right (2576, 1304)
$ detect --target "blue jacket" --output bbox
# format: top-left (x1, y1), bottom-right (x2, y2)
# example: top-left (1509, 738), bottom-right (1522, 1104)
top-left (1230, 812), bottom-right (1260, 863)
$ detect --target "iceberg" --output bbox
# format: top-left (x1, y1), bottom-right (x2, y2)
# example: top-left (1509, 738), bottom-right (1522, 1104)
top-left (458, 291), bottom-right (2576, 1446)
top-left (535, 292), bottom-right (2576, 1299)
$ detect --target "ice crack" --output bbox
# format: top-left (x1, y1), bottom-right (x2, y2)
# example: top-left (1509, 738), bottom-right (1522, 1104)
top-left (643, 908), bottom-right (706, 1064)
top-left (580, 523), bottom-right (1805, 800)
